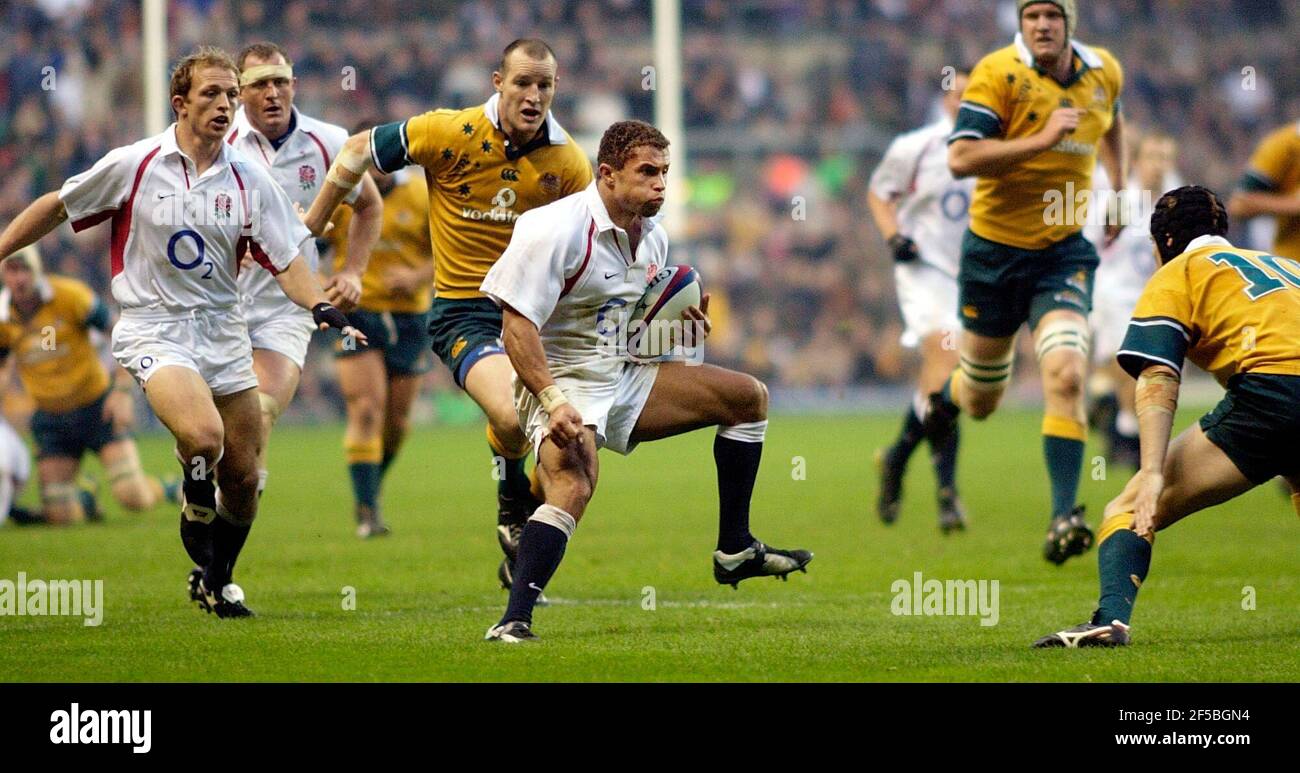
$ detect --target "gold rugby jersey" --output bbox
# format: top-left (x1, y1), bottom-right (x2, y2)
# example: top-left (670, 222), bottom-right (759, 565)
top-left (369, 94), bottom-right (593, 299)
top-left (1240, 122), bottom-right (1300, 261)
top-left (951, 37), bottom-right (1123, 249)
top-left (331, 171), bottom-right (433, 313)
top-left (0, 275), bottom-right (111, 412)
top-left (1117, 237), bottom-right (1300, 385)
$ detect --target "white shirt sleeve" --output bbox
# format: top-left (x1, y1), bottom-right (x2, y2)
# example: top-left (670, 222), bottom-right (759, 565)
top-left (480, 209), bottom-right (573, 330)
top-left (868, 133), bottom-right (922, 201)
top-left (245, 162), bottom-right (312, 274)
top-left (59, 144), bottom-right (140, 231)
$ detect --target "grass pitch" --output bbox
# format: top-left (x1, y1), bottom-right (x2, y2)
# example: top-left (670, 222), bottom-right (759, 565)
top-left (1, 410), bottom-right (1295, 681)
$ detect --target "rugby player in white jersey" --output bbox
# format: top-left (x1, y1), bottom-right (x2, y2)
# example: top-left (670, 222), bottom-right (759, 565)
top-left (1084, 132), bottom-right (1179, 467)
top-left (479, 121), bottom-right (813, 643)
top-left (228, 41), bottom-right (382, 511)
top-left (0, 48), bottom-right (366, 617)
top-left (867, 69), bottom-right (974, 532)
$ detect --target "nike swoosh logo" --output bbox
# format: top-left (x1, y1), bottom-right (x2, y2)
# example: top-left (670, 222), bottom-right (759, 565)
top-left (157, 192), bottom-right (176, 199)
top-left (605, 272), bottom-right (620, 280)
top-left (528, 582), bottom-right (544, 593)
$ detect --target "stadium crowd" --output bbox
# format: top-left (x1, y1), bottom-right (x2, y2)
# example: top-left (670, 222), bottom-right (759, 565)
top-left (2, 0), bottom-right (1296, 420)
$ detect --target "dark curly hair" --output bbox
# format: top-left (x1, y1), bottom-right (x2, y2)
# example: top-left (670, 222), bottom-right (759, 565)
top-left (597, 120), bottom-right (670, 171)
top-left (1149, 185), bottom-right (1229, 264)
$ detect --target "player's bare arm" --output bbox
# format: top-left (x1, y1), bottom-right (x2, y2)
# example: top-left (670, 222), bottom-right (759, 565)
top-left (0, 192), bottom-right (69, 258)
top-left (499, 304), bottom-right (583, 445)
top-left (323, 172), bottom-right (383, 311)
top-left (1128, 363), bottom-right (1179, 538)
top-left (1226, 189), bottom-right (1300, 219)
top-left (273, 256), bottom-right (368, 344)
top-left (948, 108), bottom-right (1082, 179)
top-left (304, 130), bottom-right (373, 236)
top-left (1099, 112), bottom-right (1128, 245)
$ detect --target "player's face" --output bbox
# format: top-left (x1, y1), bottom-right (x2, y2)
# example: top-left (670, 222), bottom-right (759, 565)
top-left (605, 145), bottom-right (670, 219)
top-left (492, 52), bottom-right (557, 142)
top-left (0, 261), bottom-right (35, 302)
top-left (177, 66), bottom-right (240, 142)
top-left (1135, 139), bottom-right (1177, 191)
top-left (1021, 4), bottom-right (1068, 62)
top-left (240, 52), bottom-right (296, 139)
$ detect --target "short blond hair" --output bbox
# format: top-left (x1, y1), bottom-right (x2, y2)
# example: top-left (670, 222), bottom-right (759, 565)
top-left (169, 46), bottom-right (239, 115)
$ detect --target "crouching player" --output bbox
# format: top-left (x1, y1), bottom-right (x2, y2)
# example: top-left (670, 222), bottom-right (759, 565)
top-left (0, 48), bottom-right (364, 616)
top-left (0, 245), bottom-right (178, 523)
top-left (479, 121), bottom-right (813, 642)
top-left (1035, 186), bottom-right (1300, 647)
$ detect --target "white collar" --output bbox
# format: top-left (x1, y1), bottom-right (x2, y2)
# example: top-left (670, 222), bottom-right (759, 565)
top-left (159, 123), bottom-right (234, 167)
top-left (0, 277), bottom-right (55, 324)
top-left (1186, 234), bottom-right (1233, 252)
top-left (483, 93), bottom-right (569, 146)
top-left (1014, 33), bottom-right (1103, 72)
top-left (583, 181), bottom-right (658, 236)
top-left (233, 105), bottom-right (301, 145)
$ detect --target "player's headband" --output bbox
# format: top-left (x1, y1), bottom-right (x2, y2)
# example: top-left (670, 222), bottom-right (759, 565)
top-left (239, 63), bottom-right (293, 87)
top-left (3, 245), bottom-right (45, 278)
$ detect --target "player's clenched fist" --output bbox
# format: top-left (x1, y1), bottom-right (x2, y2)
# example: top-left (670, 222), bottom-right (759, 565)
top-left (547, 402), bottom-right (585, 446)
top-left (324, 270), bottom-right (362, 312)
top-left (1039, 107), bottom-right (1083, 148)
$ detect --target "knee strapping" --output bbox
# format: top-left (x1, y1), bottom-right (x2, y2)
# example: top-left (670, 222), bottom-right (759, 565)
top-left (958, 351), bottom-right (1014, 394)
top-left (42, 481), bottom-right (78, 506)
top-left (106, 459), bottom-right (141, 485)
top-left (1035, 318), bottom-right (1091, 362)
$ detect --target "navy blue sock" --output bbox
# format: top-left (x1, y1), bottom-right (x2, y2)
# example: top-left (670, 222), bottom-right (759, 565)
top-left (1043, 433), bottom-right (1085, 518)
top-left (715, 435), bottom-right (761, 553)
top-left (348, 463), bottom-right (381, 509)
top-left (1094, 529), bottom-right (1151, 625)
top-left (501, 519), bottom-right (569, 625)
top-left (379, 450), bottom-right (395, 481)
top-left (930, 420), bottom-right (960, 491)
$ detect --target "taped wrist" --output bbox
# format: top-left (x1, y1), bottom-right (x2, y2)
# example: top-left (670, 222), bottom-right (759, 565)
top-left (539, 385), bottom-right (569, 413)
top-left (324, 140), bottom-right (370, 190)
top-left (1136, 370), bottom-right (1180, 418)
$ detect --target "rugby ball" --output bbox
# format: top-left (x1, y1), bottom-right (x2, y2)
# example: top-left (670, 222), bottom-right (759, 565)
top-left (628, 265), bottom-right (703, 359)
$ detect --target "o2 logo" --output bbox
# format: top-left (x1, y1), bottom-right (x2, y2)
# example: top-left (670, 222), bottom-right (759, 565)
top-left (941, 189), bottom-right (970, 222)
top-left (168, 230), bottom-right (214, 278)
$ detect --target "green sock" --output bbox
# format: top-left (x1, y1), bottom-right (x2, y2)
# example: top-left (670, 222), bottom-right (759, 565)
top-left (494, 448), bottom-right (531, 501)
top-left (1043, 435), bottom-right (1084, 518)
top-left (1094, 530), bottom-right (1151, 625)
top-left (77, 489), bottom-right (100, 521)
top-left (348, 462), bottom-right (381, 508)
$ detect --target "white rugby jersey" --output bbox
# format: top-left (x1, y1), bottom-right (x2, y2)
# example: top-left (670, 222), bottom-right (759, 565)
top-left (60, 124), bottom-right (310, 313)
top-left (227, 106), bottom-right (355, 317)
top-left (869, 118), bottom-right (973, 277)
top-left (481, 182), bottom-right (670, 381)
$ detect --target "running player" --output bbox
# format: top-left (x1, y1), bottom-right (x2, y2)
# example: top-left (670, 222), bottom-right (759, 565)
top-left (933, 0), bottom-right (1127, 564)
top-left (1086, 132), bottom-right (1178, 467)
top-left (0, 47), bottom-right (364, 617)
top-left (1228, 119), bottom-right (1300, 261)
top-left (479, 121), bottom-right (813, 643)
top-left (326, 150), bottom-right (433, 537)
top-left (228, 42), bottom-right (383, 521)
top-left (0, 245), bottom-right (177, 524)
top-left (304, 39), bottom-right (593, 587)
top-left (868, 68), bottom-right (974, 532)
top-left (1035, 186), bottom-right (1300, 647)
